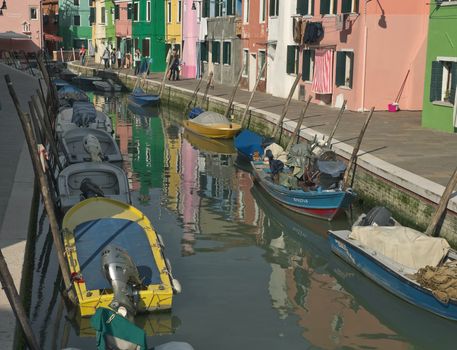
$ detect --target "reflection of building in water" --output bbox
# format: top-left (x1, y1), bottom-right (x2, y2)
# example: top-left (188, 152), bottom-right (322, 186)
top-left (115, 101), bottom-right (136, 192)
top-left (162, 119), bottom-right (182, 212)
top-left (131, 117), bottom-right (165, 203)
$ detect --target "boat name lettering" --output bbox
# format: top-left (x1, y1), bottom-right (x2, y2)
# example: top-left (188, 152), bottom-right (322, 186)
top-left (292, 198), bottom-right (309, 204)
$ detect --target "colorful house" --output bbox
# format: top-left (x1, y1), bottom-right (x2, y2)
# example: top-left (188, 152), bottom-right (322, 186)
top-left (132, 0), bottom-right (167, 72)
top-left (165, 0), bottom-right (183, 54)
top-left (114, 0), bottom-right (133, 59)
top-left (59, 0), bottom-right (92, 50)
top-left (181, 0), bottom-right (200, 78)
top-left (42, 0), bottom-right (62, 53)
top-left (201, 0), bottom-right (243, 86)
top-left (241, 0), bottom-right (268, 92)
top-left (422, 1), bottom-right (457, 133)
top-left (92, 0), bottom-right (116, 63)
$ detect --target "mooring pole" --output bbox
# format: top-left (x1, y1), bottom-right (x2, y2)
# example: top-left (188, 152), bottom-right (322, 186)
top-left (240, 62), bottom-right (267, 127)
top-left (0, 249), bottom-right (41, 350)
top-left (272, 74), bottom-right (301, 139)
top-left (342, 106), bottom-right (375, 189)
top-left (5, 75), bottom-right (76, 303)
top-left (425, 166), bottom-right (457, 237)
top-left (186, 75), bottom-right (204, 112)
top-left (159, 48), bottom-right (173, 97)
top-left (285, 95), bottom-right (312, 152)
top-left (223, 65), bottom-right (245, 120)
top-left (326, 99), bottom-right (347, 147)
top-left (200, 71), bottom-right (214, 108)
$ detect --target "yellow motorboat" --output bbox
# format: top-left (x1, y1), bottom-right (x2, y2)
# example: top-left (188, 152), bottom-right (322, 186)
top-left (62, 197), bottom-right (179, 317)
top-left (183, 111), bottom-right (241, 139)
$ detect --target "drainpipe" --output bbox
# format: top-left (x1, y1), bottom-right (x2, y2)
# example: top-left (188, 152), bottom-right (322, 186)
top-left (453, 88), bottom-right (457, 128)
top-left (361, 0), bottom-right (369, 111)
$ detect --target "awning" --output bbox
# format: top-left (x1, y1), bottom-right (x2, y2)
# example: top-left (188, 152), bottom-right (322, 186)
top-left (44, 33), bottom-right (63, 42)
top-left (0, 31), bottom-right (31, 40)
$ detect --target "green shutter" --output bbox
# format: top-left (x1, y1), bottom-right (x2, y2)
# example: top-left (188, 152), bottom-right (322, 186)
top-left (320, 0), bottom-right (330, 14)
top-left (212, 41), bottom-right (220, 63)
top-left (270, 0), bottom-right (276, 16)
top-left (449, 62), bottom-right (457, 104)
top-left (333, 0), bottom-right (337, 14)
top-left (297, 0), bottom-right (306, 15)
top-left (227, 0), bottom-right (233, 15)
top-left (115, 5), bottom-right (119, 20)
top-left (429, 61), bottom-right (443, 102)
top-left (203, 0), bottom-right (210, 17)
top-left (311, 0), bottom-right (315, 15)
top-left (287, 45), bottom-right (296, 74)
top-left (354, 0), bottom-right (359, 13)
top-left (335, 51), bottom-right (346, 86)
top-left (341, 0), bottom-right (351, 13)
top-left (302, 50), bottom-right (311, 81)
top-left (348, 52), bottom-right (354, 88)
top-left (223, 43), bottom-right (227, 64)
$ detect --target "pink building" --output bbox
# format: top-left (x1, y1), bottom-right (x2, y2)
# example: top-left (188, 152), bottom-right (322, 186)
top-left (296, 0), bottom-right (428, 111)
top-left (0, 0), bottom-right (42, 51)
top-left (181, 0), bottom-right (200, 79)
top-left (114, 0), bottom-right (132, 56)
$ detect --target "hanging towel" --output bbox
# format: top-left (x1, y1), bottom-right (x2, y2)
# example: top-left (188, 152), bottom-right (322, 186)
top-left (199, 17), bottom-right (208, 42)
top-left (293, 18), bottom-right (302, 44)
top-left (311, 49), bottom-right (333, 94)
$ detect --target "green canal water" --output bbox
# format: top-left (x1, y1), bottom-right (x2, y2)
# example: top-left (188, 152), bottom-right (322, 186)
top-left (28, 92), bottom-right (457, 350)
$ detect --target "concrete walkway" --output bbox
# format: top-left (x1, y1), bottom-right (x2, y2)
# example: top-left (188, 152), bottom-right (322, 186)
top-left (0, 63), bottom-right (37, 349)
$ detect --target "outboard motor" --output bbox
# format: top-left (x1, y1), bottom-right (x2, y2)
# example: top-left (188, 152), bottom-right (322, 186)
top-left (80, 178), bottom-right (104, 200)
top-left (83, 133), bottom-right (103, 162)
top-left (101, 245), bottom-right (143, 318)
top-left (359, 206), bottom-right (395, 227)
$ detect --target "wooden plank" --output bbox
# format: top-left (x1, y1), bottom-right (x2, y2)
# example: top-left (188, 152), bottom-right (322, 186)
top-left (272, 74), bottom-right (301, 138)
top-left (285, 95), bottom-right (312, 152)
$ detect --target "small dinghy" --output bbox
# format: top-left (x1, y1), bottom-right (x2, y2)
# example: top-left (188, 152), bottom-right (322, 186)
top-left (58, 85), bottom-right (90, 108)
top-left (93, 79), bottom-right (122, 92)
top-left (58, 162), bottom-right (130, 212)
top-left (56, 101), bottom-right (113, 137)
top-left (183, 111), bottom-right (241, 139)
top-left (128, 87), bottom-right (160, 107)
top-left (72, 75), bottom-right (103, 87)
top-left (60, 128), bottom-right (122, 166)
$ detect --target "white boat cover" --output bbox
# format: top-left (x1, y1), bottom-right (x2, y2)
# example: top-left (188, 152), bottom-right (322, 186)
top-left (192, 111), bottom-right (230, 125)
top-left (264, 143), bottom-right (288, 163)
top-left (349, 226), bottom-right (450, 270)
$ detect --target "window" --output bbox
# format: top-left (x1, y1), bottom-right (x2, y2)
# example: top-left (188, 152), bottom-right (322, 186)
top-left (111, 7), bottom-right (114, 24)
top-left (101, 7), bottom-right (105, 24)
top-left (335, 51), bottom-right (354, 88)
top-left (114, 5), bottom-right (120, 20)
top-left (146, 1), bottom-right (151, 21)
top-left (167, 1), bottom-right (172, 23)
top-left (297, 0), bottom-right (314, 16)
top-left (73, 39), bottom-right (87, 49)
top-left (177, 1), bottom-right (182, 22)
top-left (223, 41), bottom-right (231, 65)
top-left (259, 0), bottom-right (266, 22)
top-left (90, 7), bottom-right (96, 24)
top-left (134, 38), bottom-right (139, 51)
top-left (127, 4), bottom-right (132, 19)
top-left (270, 0), bottom-right (279, 16)
top-left (74, 15), bottom-right (80, 26)
top-left (243, 0), bottom-right (250, 22)
top-left (242, 49), bottom-right (249, 76)
top-left (215, 0), bottom-right (223, 16)
top-left (430, 60), bottom-right (457, 105)
top-left (341, 0), bottom-right (359, 13)
top-left (258, 50), bottom-right (266, 80)
top-left (30, 7), bottom-right (38, 20)
top-left (226, 0), bottom-right (235, 15)
top-left (320, 0), bottom-right (337, 15)
top-left (200, 41), bottom-right (208, 62)
top-left (133, 2), bottom-right (139, 21)
top-left (302, 49), bottom-right (315, 81)
top-left (286, 45), bottom-right (299, 75)
top-left (74, 0), bottom-right (79, 6)
top-left (22, 22), bottom-right (31, 33)
top-left (142, 38), bottom-right (150, 57)
top-left (202, 0), bottom-right (210, 17)
top-left (212, 41), bottom-right (221, 64)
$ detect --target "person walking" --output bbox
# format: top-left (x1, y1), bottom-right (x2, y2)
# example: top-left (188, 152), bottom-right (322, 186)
top-left (102, 46), bottom-right (110, 69)
top-left (134, 49), bottom-right (141, 75)
top-left (117, 49), bottom-right (122, 69)
top-left (111, 48), bottom-right (116, 67)
top-left (170, 53), bottom-right (180, 81)
top-left (79, 44), bottom-right (86, 66)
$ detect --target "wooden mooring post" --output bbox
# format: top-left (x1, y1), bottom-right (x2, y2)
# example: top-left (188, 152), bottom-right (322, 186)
top-left (223, 66), bottom-right (245, 120)
top-left (159, 48), bottom-right (174, 97)
top-left (186, 75), bottom-right (204, 112)
top-left (425, 166), bottom-right (457, 237)
top-left (272, 74), bottom-right (301, 139)
top-left (200, 71), bottom-right (214, 108)
top-left (326, 100), bottom-right (347, 147)
top-left (342, 107), bottom-right (375, 189)
top-left (0, 249), bottom-right (41, 350)
top-left (5, 75), bottom-right (76, 303)
top-left (285, 95), bottom-right (312, 152)
top-left (240, 62), bottom-right (267, 127)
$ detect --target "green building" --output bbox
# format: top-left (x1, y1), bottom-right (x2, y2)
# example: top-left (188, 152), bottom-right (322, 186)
top-left (422, 2), bottom-right (457, 133)
top-left (105, 0), bottom-right (116, 49)
top-left (132, 0), bottom-right (167, 72)
top-left (59, 0), bottom-right (93, 50)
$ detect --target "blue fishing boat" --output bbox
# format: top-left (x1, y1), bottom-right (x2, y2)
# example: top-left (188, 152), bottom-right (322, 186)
top-left (128, 88), bottom-right (160, 107)
top-left (329, 207), bottom-right (457, 321)
top-left (127, 101), bottom-right (160, 117)
top-left (234, 129), bottom-right (273, 162)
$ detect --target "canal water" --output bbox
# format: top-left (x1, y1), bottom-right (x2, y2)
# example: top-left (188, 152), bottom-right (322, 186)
top-left (28, 91), bottom-right (457, 350)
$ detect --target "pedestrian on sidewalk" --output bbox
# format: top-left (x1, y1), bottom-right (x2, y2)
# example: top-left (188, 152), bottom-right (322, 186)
top-left (170, 53), bottom-right (180, 81)
top-left (134, 49), bottom-right (141, 75)
top-left (117, 49), bottom-right (122, 69)
top-left (102, 47), bottom-right (110, 69)
top-left (111, 48), bottom-right (116, 67)
top-left (79, 44), bottom-right (86, 66)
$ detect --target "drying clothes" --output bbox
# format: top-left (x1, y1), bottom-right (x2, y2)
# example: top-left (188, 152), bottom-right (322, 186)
top-left (303, 22), bottom-right (324, 44)
top-left (199, 17), bottom-right (208, 41)
top-left (293, 18), bottom-right (303, 44)
top-left (311, 49), bottom-right (333, 94)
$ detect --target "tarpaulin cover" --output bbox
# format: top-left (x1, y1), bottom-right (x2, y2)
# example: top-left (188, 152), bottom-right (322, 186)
top-left (192, 111), bottom-right (230, 125)
top-left (72, 101), bottom-right (97, 126)
top-left (234, 129), bottom-right (264, 159)
top-left (317, 160), bottom-right (346, 177)
top-left (74, 218), bottom-right (161, 290)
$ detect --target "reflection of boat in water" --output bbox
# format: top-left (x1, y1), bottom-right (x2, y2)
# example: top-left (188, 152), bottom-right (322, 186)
top-left (183, 111), bottom-right (242, 139)
top-left (129, 87), bottom-right (160, 107)
top-left (128, 101), bottom-right (160, 118)
top-left (252, 186), bottom-right (457, 349)
top-left (183, 129), bottom-right (236, 155)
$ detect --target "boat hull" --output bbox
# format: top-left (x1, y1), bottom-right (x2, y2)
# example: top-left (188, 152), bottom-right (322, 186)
top-left (251, 161), bottom-right (354, 220)
top-left (328, 230), bottom-right (457, 321)
top-left (183, 120), bottom-right (241, 139)
top-left (128, 94), bottom-right (160, 107)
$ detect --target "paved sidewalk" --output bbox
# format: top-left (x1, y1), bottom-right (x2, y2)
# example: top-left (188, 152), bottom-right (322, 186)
top-left (89, 61), bottom-right (457, 187)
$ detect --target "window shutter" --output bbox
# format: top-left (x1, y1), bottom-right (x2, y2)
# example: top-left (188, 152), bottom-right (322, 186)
top-left (223, 43), bottom-right (227, 64)
top-left (287, 45), bottom-right (296, 74)
top-left (311, 0), bottom-right (315, 15)
top-left (320, 0), bottom-right (330, 15)
top-left (302, 50), bottom-right (311, 81)
top-left (333, 0), bottom-right (337, 14)
top-left (227, 0), bottom-right (233, 15)
top-left (114, 5), bottom-right (119, 20)
top-left (450, 62), bottom-right (457, 104)
top-left (297, 0), bottom-right (306, 15)
top-left (270, 0), bottom-right (275, 16)
top-left (341, 0), bottom-right (351, 13)
top-left (203, 0), bottom-right (210, 17)
top-left (429, 61), bottom-right (443, 102)
top-left (348, 52), bottom-right (354, 88)
top-left (354, 0), bottom-right (359, 13)
top-left (335, 51), bottom-right (346, 86)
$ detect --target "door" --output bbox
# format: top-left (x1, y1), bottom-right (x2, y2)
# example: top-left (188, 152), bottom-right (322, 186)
top-left (249, 53), bottom-right (256, 91)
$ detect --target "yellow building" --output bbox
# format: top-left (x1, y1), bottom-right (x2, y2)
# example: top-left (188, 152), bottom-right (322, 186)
top-left (165, 0), bottom-right (182, 54)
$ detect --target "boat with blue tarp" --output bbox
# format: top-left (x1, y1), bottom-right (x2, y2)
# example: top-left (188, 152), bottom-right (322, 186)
top-left (234, 129), bottom-right (273, 162)
top-left (128, 87), bottom-right (160, 107)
